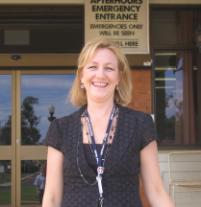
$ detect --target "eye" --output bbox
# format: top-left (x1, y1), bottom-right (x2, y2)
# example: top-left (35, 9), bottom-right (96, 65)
top-left (105, 66), bottom-right (114, 71)
top-left (87, 65), bottom-right (97, 70)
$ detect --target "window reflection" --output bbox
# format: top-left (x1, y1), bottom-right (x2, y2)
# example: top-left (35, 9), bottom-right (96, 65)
top-left (21, 160), bottom-right (46, 205)
top-left (0, 75), bottom-right (11, 145)
top-left (154, 53), bottom-right (184, 144)
top-left (0, 160), bottom-right (11, 206)
top-left (21, 74), bottom-right (76, 145)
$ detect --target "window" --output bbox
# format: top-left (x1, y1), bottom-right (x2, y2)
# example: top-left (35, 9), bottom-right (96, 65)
top-left (154, 53), bottom-right (183, 145)
top-left (151, 7), bottom-right (201, 147)
top-left (0, 5), bottom-right (84, 53)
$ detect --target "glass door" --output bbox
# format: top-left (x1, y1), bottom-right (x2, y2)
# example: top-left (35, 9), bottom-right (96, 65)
top-left (0, 68), bottom-right (76, 207)
top-left (154, 51), bottom-right (197, 146)
top-left (19, 71), bottom-right (76, 206)
top-left (0, 71), bottom-right (13, 207)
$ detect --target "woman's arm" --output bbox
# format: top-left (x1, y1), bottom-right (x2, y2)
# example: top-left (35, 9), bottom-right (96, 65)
top-left (140, 141), bottom-right (175, 207)
top-left (42, 146), bottom-right (64, 207)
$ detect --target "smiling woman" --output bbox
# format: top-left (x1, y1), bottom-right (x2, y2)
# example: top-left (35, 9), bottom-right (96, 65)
top-left (80, 48), bottom-right (120, 105)
top-left (43, 38), bottom-right (174, 207)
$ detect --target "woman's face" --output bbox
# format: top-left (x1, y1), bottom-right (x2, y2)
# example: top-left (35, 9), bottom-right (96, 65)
top-left (81, 48), bottom-right (120, 103)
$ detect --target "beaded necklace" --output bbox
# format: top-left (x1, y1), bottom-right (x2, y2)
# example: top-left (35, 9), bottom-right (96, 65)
top-left (76, 105), bottom-right (118, 206)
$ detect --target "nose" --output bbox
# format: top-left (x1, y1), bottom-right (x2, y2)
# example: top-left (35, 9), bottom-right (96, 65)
top-left (96, 67), bottom-right (105, 78)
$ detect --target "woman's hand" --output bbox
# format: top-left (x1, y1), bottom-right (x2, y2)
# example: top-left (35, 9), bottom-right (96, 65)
top-left (42, 146), bottom-right (64, 207)
top-left (140, 141), bottom-right (175, 207)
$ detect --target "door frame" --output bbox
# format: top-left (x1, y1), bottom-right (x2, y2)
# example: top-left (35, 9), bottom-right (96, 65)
top-left (0, 54), bottom-right (77, 207)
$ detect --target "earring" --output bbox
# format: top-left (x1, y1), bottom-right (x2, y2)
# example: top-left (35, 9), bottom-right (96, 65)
top-left (115, 85), bottom-right (119, 91)
top-left (80, 82), bottom-right (85, 89)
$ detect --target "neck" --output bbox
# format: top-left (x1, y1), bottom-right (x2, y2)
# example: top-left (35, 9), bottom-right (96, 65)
top-left (87, 100), bottom-right (115, 119)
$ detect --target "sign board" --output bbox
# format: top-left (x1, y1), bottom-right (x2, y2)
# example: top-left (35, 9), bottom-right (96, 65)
top-left (85, 0), bottom-right (149, 54)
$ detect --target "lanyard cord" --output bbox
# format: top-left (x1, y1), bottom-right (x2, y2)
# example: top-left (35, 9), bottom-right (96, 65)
top-left (84, 105), bottom-right (116, 168)
top-left (84, 105), bottom-right (117, 206)
top-left (76, 106), bottom-right (118, 191)
top-left (76, 132), bottom-right (111, 186)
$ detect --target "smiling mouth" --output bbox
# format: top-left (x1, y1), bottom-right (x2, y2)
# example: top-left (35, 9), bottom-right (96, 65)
top-left (92, 82), bottom-right (108, 88)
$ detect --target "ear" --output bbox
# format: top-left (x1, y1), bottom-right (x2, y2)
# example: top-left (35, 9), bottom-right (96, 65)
top-left (79, 69), bottom-right (84, 83)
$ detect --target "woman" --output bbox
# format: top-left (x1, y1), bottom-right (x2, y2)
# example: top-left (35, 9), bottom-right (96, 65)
top-left (43, 38), bottom-right (174, 207)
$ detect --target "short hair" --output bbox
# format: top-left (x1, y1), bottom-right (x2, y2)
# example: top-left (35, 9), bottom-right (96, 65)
top-left (69, 38), bottom-right (132, 106)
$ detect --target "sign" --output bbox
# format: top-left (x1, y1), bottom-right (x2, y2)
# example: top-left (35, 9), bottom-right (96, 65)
top-left (85, 0), bottom-right (149, 54)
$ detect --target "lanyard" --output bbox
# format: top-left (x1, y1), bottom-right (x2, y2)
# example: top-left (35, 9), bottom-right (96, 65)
top-left (84, 105), bottom-right (117, 206)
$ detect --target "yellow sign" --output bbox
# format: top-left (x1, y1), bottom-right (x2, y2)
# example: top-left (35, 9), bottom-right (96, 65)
top-left (85, 0), bottom-right (149, 54)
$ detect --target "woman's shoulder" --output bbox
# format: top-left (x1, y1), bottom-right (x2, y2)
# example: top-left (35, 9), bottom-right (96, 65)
top-left (119, 105), bottom-right (152, 122)
top-left (52, 106), bottom-right (85, 126)
top-left (119, 105), bottom-right (148, 116)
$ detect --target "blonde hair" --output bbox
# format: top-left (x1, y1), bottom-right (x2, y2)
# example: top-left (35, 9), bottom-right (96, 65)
top-left (70, 38), bottom-right (132, 106)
